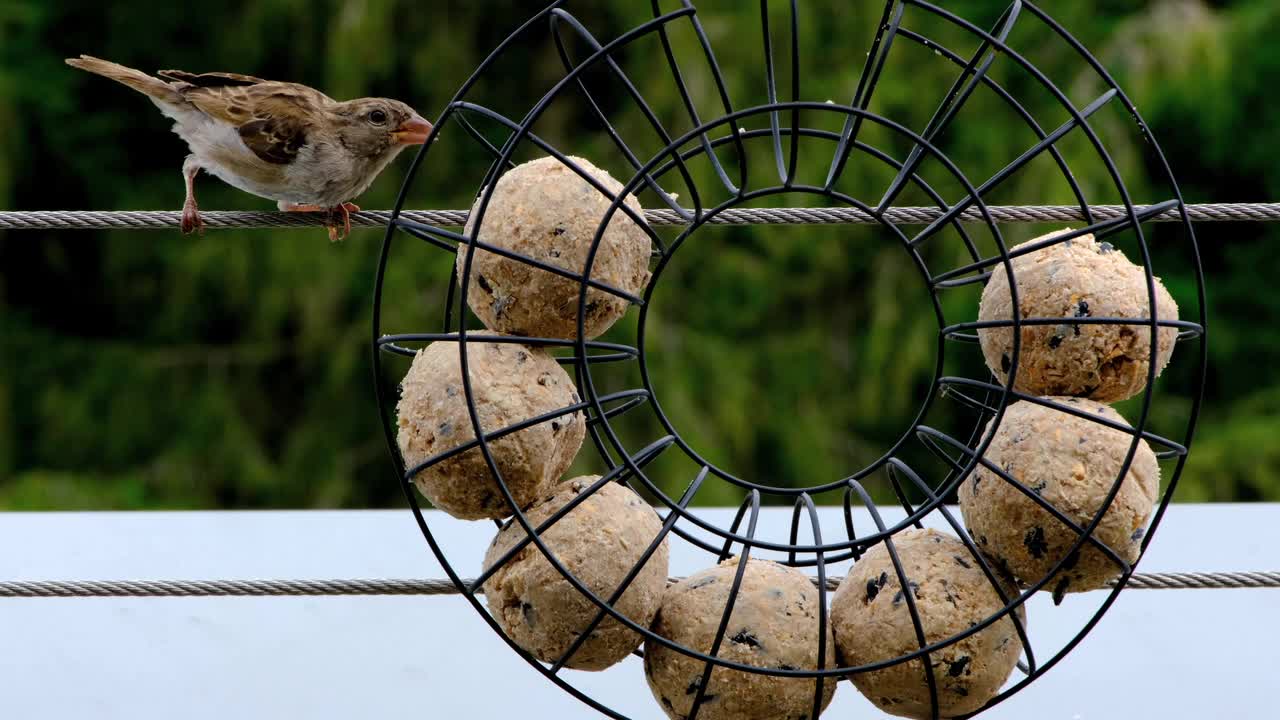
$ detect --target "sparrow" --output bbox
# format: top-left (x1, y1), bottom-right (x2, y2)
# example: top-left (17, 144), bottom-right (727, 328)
top-left (66, 55), bottom-right (432, 241)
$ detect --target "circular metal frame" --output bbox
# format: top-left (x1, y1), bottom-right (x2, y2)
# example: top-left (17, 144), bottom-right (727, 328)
top-left (371, 2), bottom-right (1208, 718)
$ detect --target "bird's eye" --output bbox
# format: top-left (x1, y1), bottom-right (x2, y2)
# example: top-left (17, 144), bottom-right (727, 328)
top-left (368, 109), bottom-right (388, 125)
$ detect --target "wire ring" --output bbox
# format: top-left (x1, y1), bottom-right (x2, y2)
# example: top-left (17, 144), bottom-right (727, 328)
top-left (371, 2), bottom-right (1207, 718)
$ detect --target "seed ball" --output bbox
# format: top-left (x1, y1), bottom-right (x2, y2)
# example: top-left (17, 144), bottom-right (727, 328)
top-left (482, 477), bottom-right (668, 671)
top-left (457, 155), bottom-right (653, 340)
top-left (977, 230), bottom-right (1179, 403)
top-left (644, 557), bottom-right (837, 720)
top-left (959, 398), bottom-right (1160, 595)
top-left (831, 529), bottom-right (1025, 719)
top-left (396, 338), bottom-right (584, 520)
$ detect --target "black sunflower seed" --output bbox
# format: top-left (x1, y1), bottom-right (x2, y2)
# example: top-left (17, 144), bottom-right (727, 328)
top-left (1071, 300), bottom-right (1091, 336)
top-left (866, 579), bottom-right (881, 602)
top-left (866, 571), bottom-right (889, 602)
top-left (1049, 325), bottom-right (1070, 348)
top-left (892, 582), bottom-right (920, 606)
top-left (1052, 576), bottom-right (1071, 605)
top-left (1024, 526), bottom-right (1049, 559)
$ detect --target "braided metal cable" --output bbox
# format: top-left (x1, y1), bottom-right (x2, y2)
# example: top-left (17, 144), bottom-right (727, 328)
top-left (0, 578), bottom-right (444, 598)
top-left (1119, 570), bottom-right (1280, 590)
top-left (1, 203), bottom-right (1279, 231)
top-left (2, 571), bottom-right (1276, 598)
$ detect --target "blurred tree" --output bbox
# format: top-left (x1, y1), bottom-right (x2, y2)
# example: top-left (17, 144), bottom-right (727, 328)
top-left (0, 0), bottom-right (1273, 509)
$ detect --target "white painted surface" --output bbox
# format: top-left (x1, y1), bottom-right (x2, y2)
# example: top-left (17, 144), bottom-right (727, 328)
top-left (0, 504), bottom-right (1275, 719)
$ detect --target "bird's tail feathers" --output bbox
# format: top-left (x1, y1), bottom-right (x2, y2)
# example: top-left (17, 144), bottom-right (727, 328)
top-left (65, 55), bottom-right (182, 103)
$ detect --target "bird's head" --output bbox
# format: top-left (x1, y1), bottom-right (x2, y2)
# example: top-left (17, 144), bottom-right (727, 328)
top-left (333, 98), bottom-right (433, 160)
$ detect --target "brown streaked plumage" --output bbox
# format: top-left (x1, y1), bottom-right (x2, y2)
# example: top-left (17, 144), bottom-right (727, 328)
top-left (65, 55), bottom-right (433, 241)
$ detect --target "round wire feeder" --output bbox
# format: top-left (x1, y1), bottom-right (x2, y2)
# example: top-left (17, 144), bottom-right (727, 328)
top-left (371, 2), bottom-right (1207, 718)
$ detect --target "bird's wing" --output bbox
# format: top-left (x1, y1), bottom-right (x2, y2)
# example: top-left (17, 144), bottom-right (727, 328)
top-left (178, 82), bottom-right (330, 166)
top-left (157, 69), bottom-right (268, 87)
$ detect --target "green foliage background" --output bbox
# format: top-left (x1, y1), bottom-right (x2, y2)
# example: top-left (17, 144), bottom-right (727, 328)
top-left (0, 0), bottom-right (1275, 510)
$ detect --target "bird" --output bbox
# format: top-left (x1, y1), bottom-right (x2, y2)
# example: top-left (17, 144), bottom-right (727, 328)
top-left (65, 55), bottom-right (432, 241)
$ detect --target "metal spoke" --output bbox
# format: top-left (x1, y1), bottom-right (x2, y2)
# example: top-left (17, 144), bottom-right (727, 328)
top-left (549, 466), bottom-right (708, 673)
top-left (876, 1), bottom-right (1024, 213)
top-left (402, 389), bottom-right (650, 482)
top-left (931, 199), bottom-right (1181, 286)
top-left (887, 458), bottom-right (1038, 677)
top-left (848, 479), bottom-right (941, 720)
top-left (450, 100), bottom-right (668, 265)
top-left (825, 1), bottom-right (904, 188)
top-left (909, 89), bottom-right (1119, 248)
top-left (468, 435), bottom-right (676, 595)
top-left (689, 490), bottom-right (761, 720)
top-left (649, 0), bottom-right (747, 197)
top-left (549, 9), bottom-right (695, 222)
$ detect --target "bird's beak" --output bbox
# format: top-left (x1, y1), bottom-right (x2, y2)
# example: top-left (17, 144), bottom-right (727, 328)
top-left (392, 115), bottom-right (433, 145)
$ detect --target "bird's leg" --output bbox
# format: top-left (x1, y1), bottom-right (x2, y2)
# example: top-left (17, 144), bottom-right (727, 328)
top-left (334, 202), bottom-right (359, 240)
top-left (278, 202), bottom-right (338, 241)
top-left (181, 155), bottom-right (204, 235)
top-left (278, 201), bottom-right (360, 242)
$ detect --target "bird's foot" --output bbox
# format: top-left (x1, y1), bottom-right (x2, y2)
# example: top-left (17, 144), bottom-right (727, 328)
top-left (181, 203), bottom-right (204, 235)
top-left (332, 202), bottom-right (359, 242)
top-left (280, 201), bottom-right (359, 242)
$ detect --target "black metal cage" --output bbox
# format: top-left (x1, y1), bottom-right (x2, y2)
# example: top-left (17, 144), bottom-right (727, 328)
top-left (371, 1), bottom-right (1207, 718)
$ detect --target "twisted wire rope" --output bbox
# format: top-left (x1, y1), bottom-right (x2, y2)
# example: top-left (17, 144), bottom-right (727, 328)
top-left (1, 203), bottom-right (1279, 231)
top-left (2, 571), bottom-right (1277, 597)
top-left (1, 203), bottom-right (1259, 597)
top-left (0, 202), bottom-right (1263, 598)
